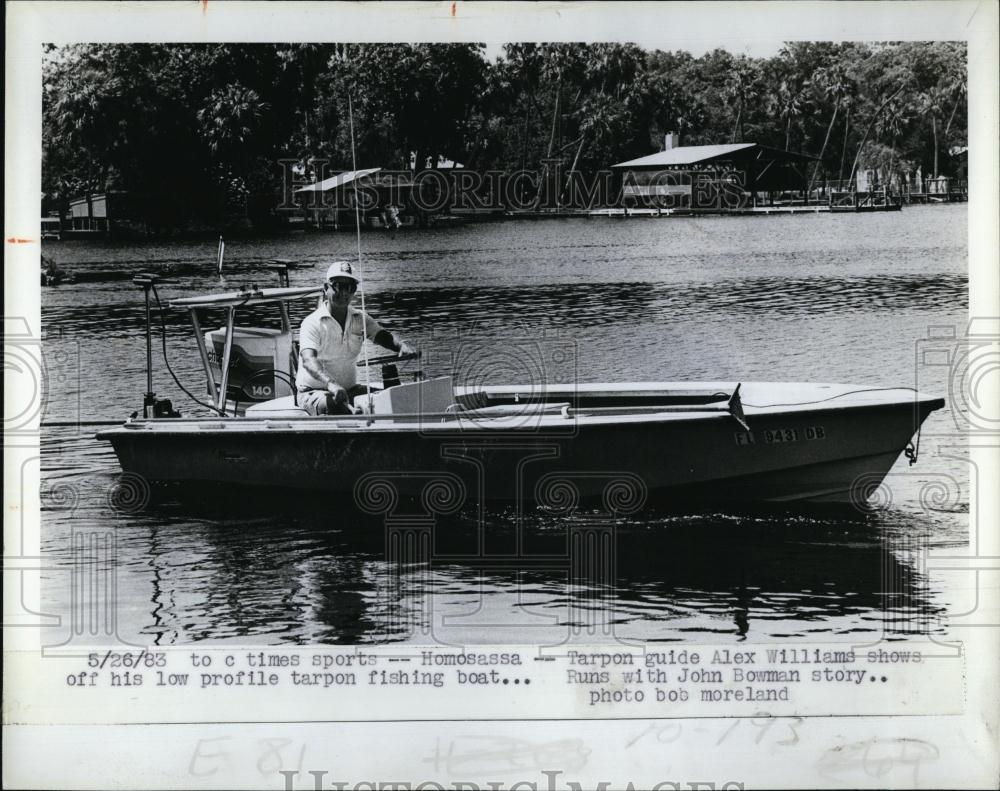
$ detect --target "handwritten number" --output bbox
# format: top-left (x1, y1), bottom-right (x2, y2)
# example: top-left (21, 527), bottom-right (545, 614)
top-left (716, 719), bottom-right (741, 746)
top-left (777, 717), bottom-right (803, 746)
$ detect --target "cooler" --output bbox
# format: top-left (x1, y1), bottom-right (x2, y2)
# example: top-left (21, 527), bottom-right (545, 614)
top-left (370, 376), bottom-right (455, 415)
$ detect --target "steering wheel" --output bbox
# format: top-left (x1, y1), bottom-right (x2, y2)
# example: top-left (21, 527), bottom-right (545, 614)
top-left (357, 351), bottom-right (421, 367)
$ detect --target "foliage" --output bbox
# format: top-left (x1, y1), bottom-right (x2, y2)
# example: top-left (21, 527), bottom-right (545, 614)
top-left (42, 41), bottom-right (968, 230)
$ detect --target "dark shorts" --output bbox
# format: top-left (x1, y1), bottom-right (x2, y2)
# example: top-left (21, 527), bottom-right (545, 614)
top-left (297, 385), bottom-right (377, 416)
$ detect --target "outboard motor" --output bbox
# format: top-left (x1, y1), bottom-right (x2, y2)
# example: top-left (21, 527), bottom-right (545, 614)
top-left (203, 325), bottom-right (294, 404)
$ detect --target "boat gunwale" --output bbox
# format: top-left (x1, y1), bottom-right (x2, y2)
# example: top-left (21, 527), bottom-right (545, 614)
top-left (95, 396), bottom-right (944, 439)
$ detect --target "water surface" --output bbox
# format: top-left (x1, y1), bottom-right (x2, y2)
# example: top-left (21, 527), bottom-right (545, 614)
top-left (40, 205), bottom-right (969, 645)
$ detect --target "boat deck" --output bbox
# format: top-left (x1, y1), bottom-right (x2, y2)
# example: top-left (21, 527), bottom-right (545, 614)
top-left (98, 382), bottom-right (940, 435)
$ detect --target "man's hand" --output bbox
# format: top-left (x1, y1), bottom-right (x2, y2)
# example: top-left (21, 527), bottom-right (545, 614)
top-left (326, 381), bottom-right (348, 405)
top-left (397, 341), bottom-right (416, 357)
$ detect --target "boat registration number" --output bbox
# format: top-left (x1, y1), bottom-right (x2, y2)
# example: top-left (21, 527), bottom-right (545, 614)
top-left (734, 426), bottom-right (826, 446)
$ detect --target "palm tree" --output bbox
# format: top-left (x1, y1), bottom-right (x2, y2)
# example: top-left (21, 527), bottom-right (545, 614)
top-left (847, 80), bottom-right (910, 190)
top-left (726, 56), bottom-right (762, 143)
top-left (197, 84), bottom-right (269, 216)
top-left (838, 95), bottom-right (854, 183)
top-left (765, 77), bottom-right (804, 151)
top-left (532, 45), bottom-right (582, 207)
top-left (807, 63), bottom-right (852, 192)
top-left (919, 86), bottom-right (949, 178)
top-left (198, 83), bottom-right (268, 154)
top-left (564, 44), bottom-right (640, 177)
top-left (876, 94), bottom-right (912, 188)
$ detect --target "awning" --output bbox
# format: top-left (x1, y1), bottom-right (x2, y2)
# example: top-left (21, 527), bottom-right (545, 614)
top-left (613, 144), bottom-right (818, 169)
top-left (294, 168), bottom-right (382, 194)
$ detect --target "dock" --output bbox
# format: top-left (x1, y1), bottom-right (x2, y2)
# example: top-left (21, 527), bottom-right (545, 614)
top-left (576, 202), bottom-right (901, 219)
top-left (902, 191), bottom-right (968, 204)
top-left (506, 188), bottom-right (907, 220)
top-left (587, 205), bottom-right (841, 218)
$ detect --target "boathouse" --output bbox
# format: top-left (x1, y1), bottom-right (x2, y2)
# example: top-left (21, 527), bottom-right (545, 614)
top-left (294, 168), bottom-right (429, 228)
top-left (612, 136), bottom-right (819, 210)
top-left (68, 192), bottom-right (112, 233)
top-left (65, 191), bottom-right (150, 237)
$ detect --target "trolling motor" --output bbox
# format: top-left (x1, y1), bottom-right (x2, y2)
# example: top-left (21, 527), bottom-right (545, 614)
top-left (132, 272), bottom-right (181, 419)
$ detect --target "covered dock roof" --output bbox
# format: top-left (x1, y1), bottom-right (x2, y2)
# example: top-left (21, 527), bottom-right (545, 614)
top-left (613, 143), bottom-right (818, 169)
top-left (294, 168), bottom-right (381, 193)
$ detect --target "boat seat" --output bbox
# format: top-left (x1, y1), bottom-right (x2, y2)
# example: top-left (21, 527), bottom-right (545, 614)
top-left (244, 395), bottom-right (309, 418)
top-left (246, 378), bottom-right (457, 418)
top-left (242, 385), bottom-right (387, 417)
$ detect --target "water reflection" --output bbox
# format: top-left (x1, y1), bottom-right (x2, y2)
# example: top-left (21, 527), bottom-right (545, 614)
top-left (41, 484), bottom-right (945, 646)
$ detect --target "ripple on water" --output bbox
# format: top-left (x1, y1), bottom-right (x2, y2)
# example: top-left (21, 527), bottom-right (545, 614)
top-left (39, 208), bottom-right (968, 644)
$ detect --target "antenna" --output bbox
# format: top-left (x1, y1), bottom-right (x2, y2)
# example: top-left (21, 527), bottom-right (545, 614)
top-left (348, 93), bottom-right (374, 418)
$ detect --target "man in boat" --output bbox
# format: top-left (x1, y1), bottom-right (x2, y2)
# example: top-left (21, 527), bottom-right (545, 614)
top-left (295, 260), bottom-right (415, 415)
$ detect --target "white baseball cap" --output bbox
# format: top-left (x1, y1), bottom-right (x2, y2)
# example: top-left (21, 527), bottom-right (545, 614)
top-left (325, 260), bottom-right (360, 283)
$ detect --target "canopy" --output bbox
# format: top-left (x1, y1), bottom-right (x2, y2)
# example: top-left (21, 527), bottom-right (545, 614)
top-left (170, 285), bottom-right (320, 309)
top-left (613, 144), bottom-right (818, 169)
top-left (294, 168), bottom-right (381, 193)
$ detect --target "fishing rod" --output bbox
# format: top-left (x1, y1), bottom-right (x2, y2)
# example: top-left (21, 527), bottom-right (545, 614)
top-left (347, 93), bottom-right (374, 421)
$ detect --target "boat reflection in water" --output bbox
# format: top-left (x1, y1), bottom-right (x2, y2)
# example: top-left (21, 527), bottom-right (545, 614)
top-left (40, 484), bottom-right (943, 646)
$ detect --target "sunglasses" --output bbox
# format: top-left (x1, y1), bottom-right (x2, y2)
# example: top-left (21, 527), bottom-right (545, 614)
top-left (327, 280), bottom-right (357, 292)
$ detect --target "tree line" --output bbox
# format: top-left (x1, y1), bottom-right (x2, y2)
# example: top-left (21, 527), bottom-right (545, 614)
top-left (43, 41), bottom-right (967, 230)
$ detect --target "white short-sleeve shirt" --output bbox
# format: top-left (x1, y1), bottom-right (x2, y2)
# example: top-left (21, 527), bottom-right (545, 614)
top-left (295, 305), bottom-right (384, 390)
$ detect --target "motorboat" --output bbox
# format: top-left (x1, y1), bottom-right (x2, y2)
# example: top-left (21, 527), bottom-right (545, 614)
top-left (96, 267), bottom-right (944, 508)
